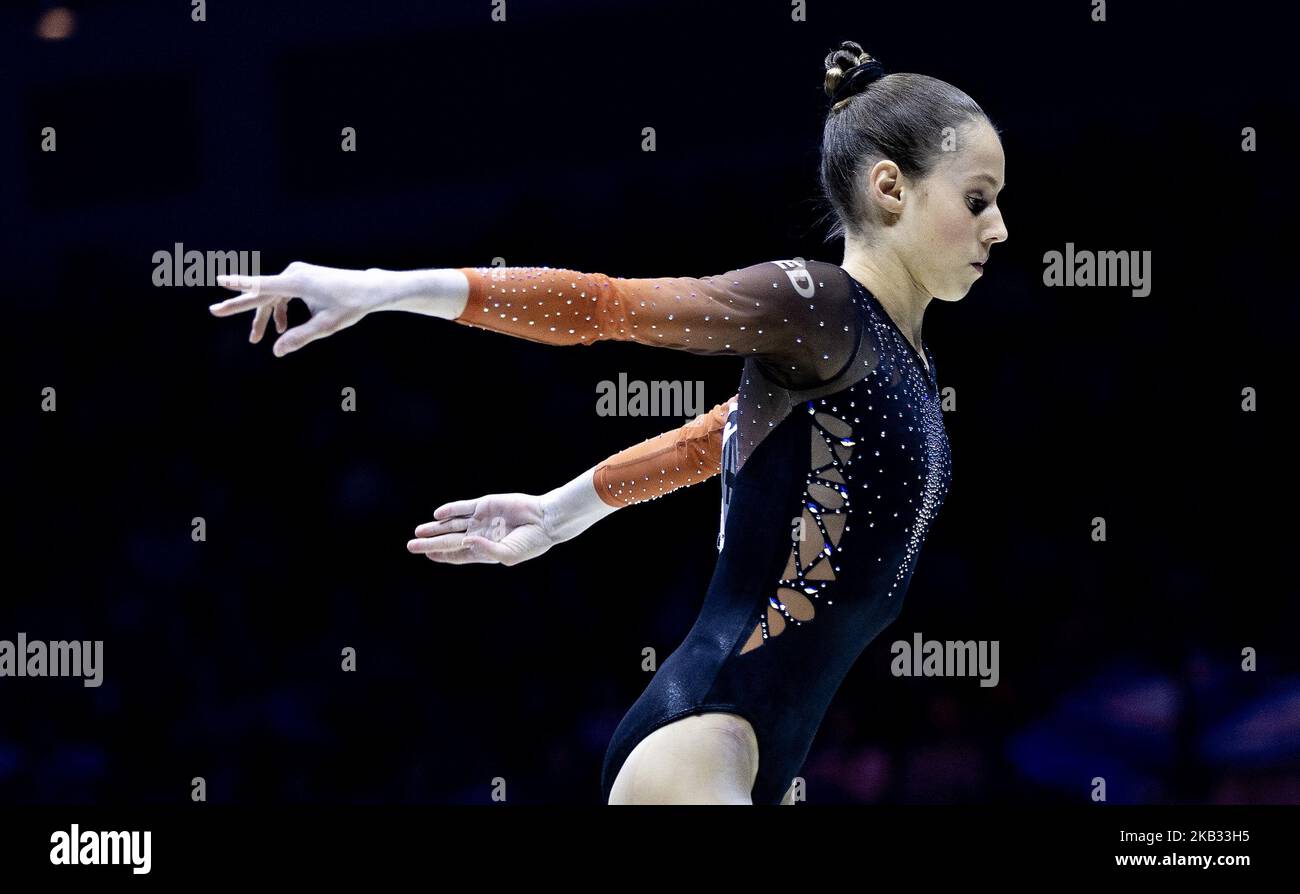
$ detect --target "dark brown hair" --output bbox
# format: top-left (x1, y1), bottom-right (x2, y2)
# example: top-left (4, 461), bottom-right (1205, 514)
top-left (819, 41), bottom-right (995, 242)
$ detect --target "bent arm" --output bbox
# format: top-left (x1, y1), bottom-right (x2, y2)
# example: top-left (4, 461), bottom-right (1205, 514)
top-left (541, 397), bottom-right (733, 542)
top-left (590, 398), bottom-right (730, 508)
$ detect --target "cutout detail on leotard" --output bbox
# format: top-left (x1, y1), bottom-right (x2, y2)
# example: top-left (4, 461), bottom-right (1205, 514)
top-left (739, 401), bottom-right (855, 654)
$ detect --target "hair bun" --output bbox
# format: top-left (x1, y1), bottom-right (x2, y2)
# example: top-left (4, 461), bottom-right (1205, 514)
top-left (823, 41), bottom-right (886, 108)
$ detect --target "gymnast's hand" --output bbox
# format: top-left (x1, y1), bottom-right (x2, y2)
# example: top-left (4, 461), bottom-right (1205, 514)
top-left (407, 493), bottom-right (561, 567)
top-left (208, 261), bottom-right (385, 357)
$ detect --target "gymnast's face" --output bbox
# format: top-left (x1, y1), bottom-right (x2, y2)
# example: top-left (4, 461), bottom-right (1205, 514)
top-left (867, 118), bottom-right (1009, 302)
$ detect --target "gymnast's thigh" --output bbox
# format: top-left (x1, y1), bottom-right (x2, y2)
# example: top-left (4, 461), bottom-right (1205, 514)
top-left (607, 711), bottom-right (760, 805)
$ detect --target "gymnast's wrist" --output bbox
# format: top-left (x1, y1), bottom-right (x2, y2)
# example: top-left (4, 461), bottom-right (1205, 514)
top-left (540, 468), bottom-right (621, 543)
top-left (365, 268), bottom-right (470, 319)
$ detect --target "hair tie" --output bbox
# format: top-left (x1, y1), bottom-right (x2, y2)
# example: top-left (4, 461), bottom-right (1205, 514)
top-left (831, 57), bottom-right (886, 106)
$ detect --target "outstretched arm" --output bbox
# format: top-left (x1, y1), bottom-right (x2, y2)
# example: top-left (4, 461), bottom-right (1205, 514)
top-left (209, 259), bottom-right (855, 389)
top-left (406, 398), bottom-right (733, 566)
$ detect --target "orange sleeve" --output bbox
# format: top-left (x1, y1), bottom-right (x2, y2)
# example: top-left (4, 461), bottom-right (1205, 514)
top-left (591, 397), bottom-right (733, 508)
top-left (453, 260), bottom-right (857, 388)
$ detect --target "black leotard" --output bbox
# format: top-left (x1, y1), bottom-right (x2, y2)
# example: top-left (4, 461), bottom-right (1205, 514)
top-left (595, 261), bottom-right (951, 804)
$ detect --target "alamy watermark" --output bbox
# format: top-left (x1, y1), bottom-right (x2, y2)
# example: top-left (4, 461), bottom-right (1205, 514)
top-left (596, 372), bottom-right (705, 417)
top-left (152, 242), bottom-right (260, 287)
top-left (0, 633), bottom-right (103, 687)
top-left (890, 632), bottom-right (998, 687)
top-left (50, 824), bottom-right (150, 875)
top-left (1042, 242), bottom-right (1151, 297)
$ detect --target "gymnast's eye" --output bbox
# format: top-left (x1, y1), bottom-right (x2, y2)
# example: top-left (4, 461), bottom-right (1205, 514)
top-left (966, 196), bottom-right (988, 215)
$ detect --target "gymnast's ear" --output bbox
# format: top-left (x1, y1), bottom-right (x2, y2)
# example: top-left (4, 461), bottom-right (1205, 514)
top-left (860, 158), bottom-right (905, 218)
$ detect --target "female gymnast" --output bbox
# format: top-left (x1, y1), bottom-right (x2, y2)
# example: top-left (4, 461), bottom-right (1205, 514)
top-left (209, 42), bottom-right (1008, 804)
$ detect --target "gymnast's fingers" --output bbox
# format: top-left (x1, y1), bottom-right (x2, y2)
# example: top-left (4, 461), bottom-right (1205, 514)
top-left (250, 305), bottom-right (272, 343)
top-left (215, 272), bottom-right (300, 296)
top-left (209, 289), bottom-right (278, 317)
top-left (406, 532), bottom-right (470, 554)
top-left (433, 499), bottom-right (479, 520)
top-left (414, 517), bottom-right (470, 537)
top-left (271, 310), bottom-right (345, 357)
top-left (426, 546), bottom-right (495, 565)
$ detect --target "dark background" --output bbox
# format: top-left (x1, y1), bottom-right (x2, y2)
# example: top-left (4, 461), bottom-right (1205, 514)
top-left (3, 0), bottom-right (1296, 804)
